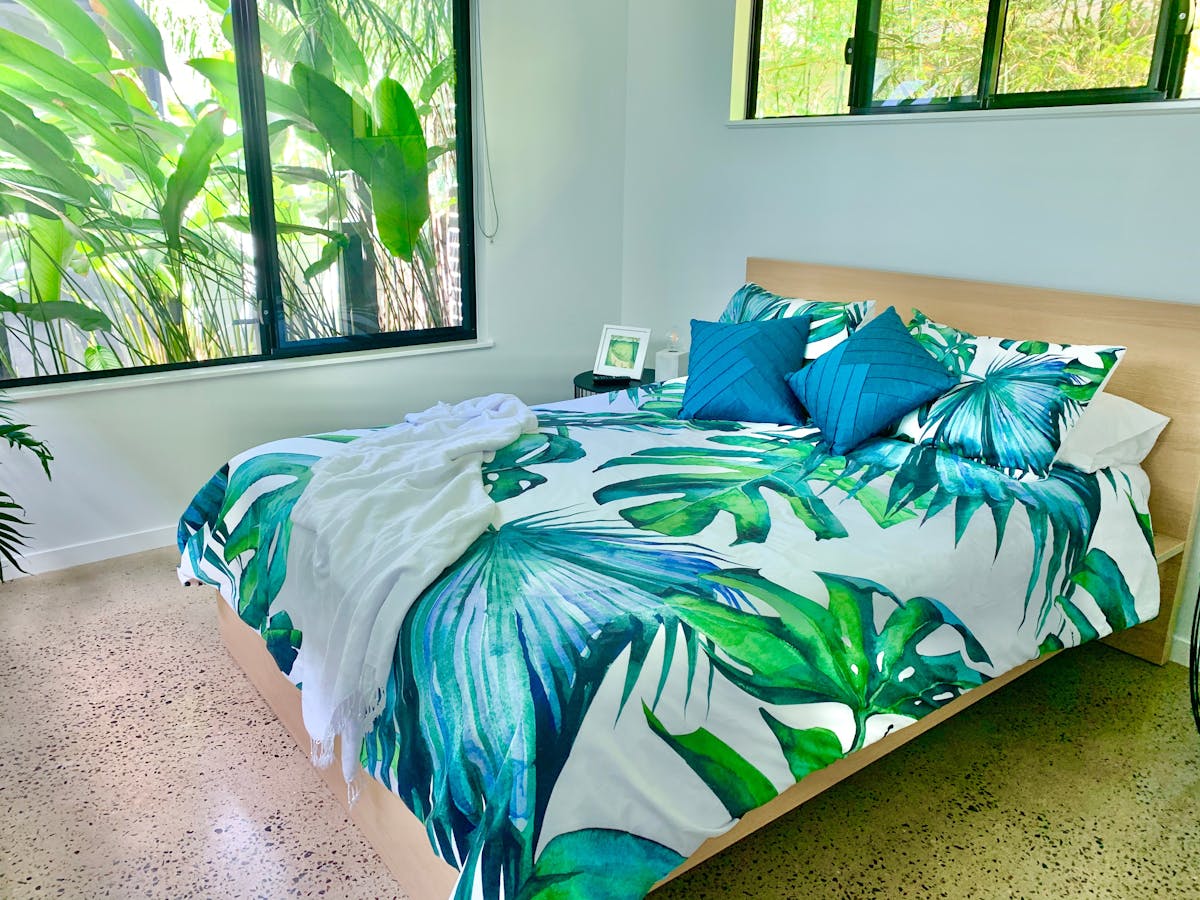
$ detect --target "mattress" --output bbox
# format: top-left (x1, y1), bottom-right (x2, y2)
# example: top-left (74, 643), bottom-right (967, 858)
top-left (178, 380), bottom-right (1160, 900)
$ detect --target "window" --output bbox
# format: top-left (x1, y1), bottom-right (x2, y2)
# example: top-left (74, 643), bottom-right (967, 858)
top-left (739, 0), bottom-right (1198, 119)
top-left (0, 0), bottom-right (473, 386)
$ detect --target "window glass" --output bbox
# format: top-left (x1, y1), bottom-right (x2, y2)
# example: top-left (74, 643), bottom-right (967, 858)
top-left (255, 0), bottom-right (463, 343)
top-left (999, 0), bottom-right (1163, 93)
top-left (755, 0), bottom-right (857, 117)
top-left (873, 0), bottom-right (991, 105)
top-left (0, 2), bottom-right (256, 380)
top-left (1184, 23), bottom-right (1200, 97)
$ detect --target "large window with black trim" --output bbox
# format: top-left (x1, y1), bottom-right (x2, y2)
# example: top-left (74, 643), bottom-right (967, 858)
top-left (0, 0), bottom-right (474, 386)
top-left (735, 0), bottom-right (1198, 119)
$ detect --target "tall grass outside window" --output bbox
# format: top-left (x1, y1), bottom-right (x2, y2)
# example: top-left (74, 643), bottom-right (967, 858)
top-left (0, 0), bottom-right (474, 386)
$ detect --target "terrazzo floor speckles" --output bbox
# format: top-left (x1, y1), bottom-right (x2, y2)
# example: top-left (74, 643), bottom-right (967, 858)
top-left (0, 548), bottom-right (1197, 899)
top-left (0, 548), bottom-right (400, 899)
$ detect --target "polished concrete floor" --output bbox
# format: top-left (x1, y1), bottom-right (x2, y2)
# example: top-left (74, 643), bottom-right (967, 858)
top-left (1, 548), bottom-right (1197, 899)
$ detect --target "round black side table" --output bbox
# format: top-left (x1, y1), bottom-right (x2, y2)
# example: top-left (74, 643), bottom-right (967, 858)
top-left (573, 369), bottom-right (656, 399)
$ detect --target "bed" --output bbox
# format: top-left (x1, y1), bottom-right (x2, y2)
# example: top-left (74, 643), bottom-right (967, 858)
top-left (179, 259), bottom-right (1200, 899)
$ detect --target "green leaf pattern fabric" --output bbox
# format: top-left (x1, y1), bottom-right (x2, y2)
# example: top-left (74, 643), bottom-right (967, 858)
top-left (718, 282), bottom-right (873, 359)
top-left (178, 381), bottom-right (1159, 900)
top-left (897, 312), bottom-right (1125, 480)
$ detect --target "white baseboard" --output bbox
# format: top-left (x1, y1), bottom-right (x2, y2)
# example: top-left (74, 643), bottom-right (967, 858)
top-left (1170, 632), bottom-right (1193, 668)
top-left (11, 526), bottom-right (177, 579)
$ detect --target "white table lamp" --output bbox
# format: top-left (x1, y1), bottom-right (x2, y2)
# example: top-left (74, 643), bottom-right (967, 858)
top-left (654, 328), bottom-right (689, 381)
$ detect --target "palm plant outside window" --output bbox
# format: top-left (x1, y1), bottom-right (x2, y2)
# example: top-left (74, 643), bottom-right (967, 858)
top-left (0, 0), bottom-right (474, 386)
top-left (743, 0), bottom-right (1198, 119)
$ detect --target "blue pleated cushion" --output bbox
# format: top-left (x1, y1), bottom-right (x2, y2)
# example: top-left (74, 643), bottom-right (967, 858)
top-left (679, 316), bottom-right (812, 425)
top-left (787, 306), bottom-right (956, 455)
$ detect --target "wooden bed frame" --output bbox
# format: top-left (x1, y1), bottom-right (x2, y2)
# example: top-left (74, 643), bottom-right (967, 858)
top-left (215, 259), bottom-right (1200, 898)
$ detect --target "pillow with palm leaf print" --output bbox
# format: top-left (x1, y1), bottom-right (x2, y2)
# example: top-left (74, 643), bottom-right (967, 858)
top-left (719, 283), bottom-right (874, 360)
top-left (894, 312), bottom-right (1126, 480)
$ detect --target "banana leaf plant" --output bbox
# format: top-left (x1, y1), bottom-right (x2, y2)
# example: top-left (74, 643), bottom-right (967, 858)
top-left (0, 0), bottom-right (454, 381)
top-left (0, 392), bottom-right (52, 579)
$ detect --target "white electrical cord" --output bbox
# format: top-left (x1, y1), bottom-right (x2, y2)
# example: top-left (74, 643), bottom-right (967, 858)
top-left (471, 0), bottom-right (499, 242)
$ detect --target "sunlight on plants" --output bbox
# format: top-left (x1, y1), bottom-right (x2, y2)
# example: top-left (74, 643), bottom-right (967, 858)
top-left (0, 0), bottom-right (461, 380)
top-left (755, 0), bottom-right (1194, 115)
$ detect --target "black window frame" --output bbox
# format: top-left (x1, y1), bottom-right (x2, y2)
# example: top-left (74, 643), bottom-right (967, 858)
top-left (1, 0), bottom-right (477, 389)
top-left (745, 0), bottom-right (1196, 120)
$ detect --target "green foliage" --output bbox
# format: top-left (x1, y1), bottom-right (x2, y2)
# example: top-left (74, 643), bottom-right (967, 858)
top-left (1044, 547), bottom-right (1139, 647)
top-left (482, 429), bottom-right (585, 502)
top-left (757, 0), bottom-right (1179, 115)
top-left (189, 57), bottom-right (314, 127)
top-left (0, 290), bottom-right (111, 332)
top-left (760, 712), bottom-right (844, 781)
top-left (220, 452), bottom-right (321, 629)
top-left (0, 394), bottom-right (52, 580)
top-left (675, 569), bottom-right (991, 752)
top-left (841, 440), bottom-right (1103, 609)
top-left (1001, 0), bottom-right (1161, 93)
top-left (643, 703), bottom-right (778, 817)
top-left (0, 0), bottom-right (458, 381)
top-left (91, 0), bottom-right (172, 75)
top-left (756, 0), bottom-right (857, 116)
top-left (11, 0), bottom-right (111, 65)
top-left (516, 829), bottom-right (684, 900)
top-left (641, 568), bottom-right (987, 828)
top-left (595, 432), bottom-right (913, 544)
top-left (84, 344), bottom-right (121, 370)
top-left (367, 514), bottom-right (744, 900)
top-left (162, 108), bottom-right (226, 253)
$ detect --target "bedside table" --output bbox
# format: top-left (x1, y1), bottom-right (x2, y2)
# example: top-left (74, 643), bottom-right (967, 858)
top-left (573, 369), bottom-right (656, 399)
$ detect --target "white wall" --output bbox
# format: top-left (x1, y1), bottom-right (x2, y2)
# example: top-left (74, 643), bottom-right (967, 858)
top-left (2, 0), bottom-right (631, 572)
top-left (619, 0), bottom-right (1200, 664)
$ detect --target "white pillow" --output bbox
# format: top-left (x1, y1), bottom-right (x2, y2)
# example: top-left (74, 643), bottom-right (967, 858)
top-left (1055, 393), bottom-right (1169, 473)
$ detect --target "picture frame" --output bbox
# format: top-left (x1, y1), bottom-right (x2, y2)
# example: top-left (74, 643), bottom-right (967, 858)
top-left (592, 324), bottom-right (652, 379)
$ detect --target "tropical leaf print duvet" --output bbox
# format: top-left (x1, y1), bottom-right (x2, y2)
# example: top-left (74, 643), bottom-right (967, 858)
top-left (178, 380), bottom-right (1160, 900)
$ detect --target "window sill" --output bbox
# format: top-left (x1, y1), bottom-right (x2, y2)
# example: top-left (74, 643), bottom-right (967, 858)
top-left (729, 97), bottom-right (1200, 128)
top-left (7, 337), bottom-right (496, 400)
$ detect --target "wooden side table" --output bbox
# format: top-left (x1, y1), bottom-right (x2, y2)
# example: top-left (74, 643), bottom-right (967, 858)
top-left (573, 369), bottom-right (656, 399)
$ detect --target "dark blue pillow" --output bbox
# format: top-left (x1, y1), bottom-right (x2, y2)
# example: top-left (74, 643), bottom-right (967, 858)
top-left (679, 316), bottom-right (812, 424)
top-left (787, 306), bottom-right (956, 455)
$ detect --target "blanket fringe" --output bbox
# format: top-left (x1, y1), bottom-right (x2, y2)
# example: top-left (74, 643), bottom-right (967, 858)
top-left (308, 676), bottom-right (388, 808)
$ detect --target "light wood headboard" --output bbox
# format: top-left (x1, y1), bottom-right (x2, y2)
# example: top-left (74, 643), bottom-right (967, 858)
top-left (747, 257), bottom-right (1200, 665)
